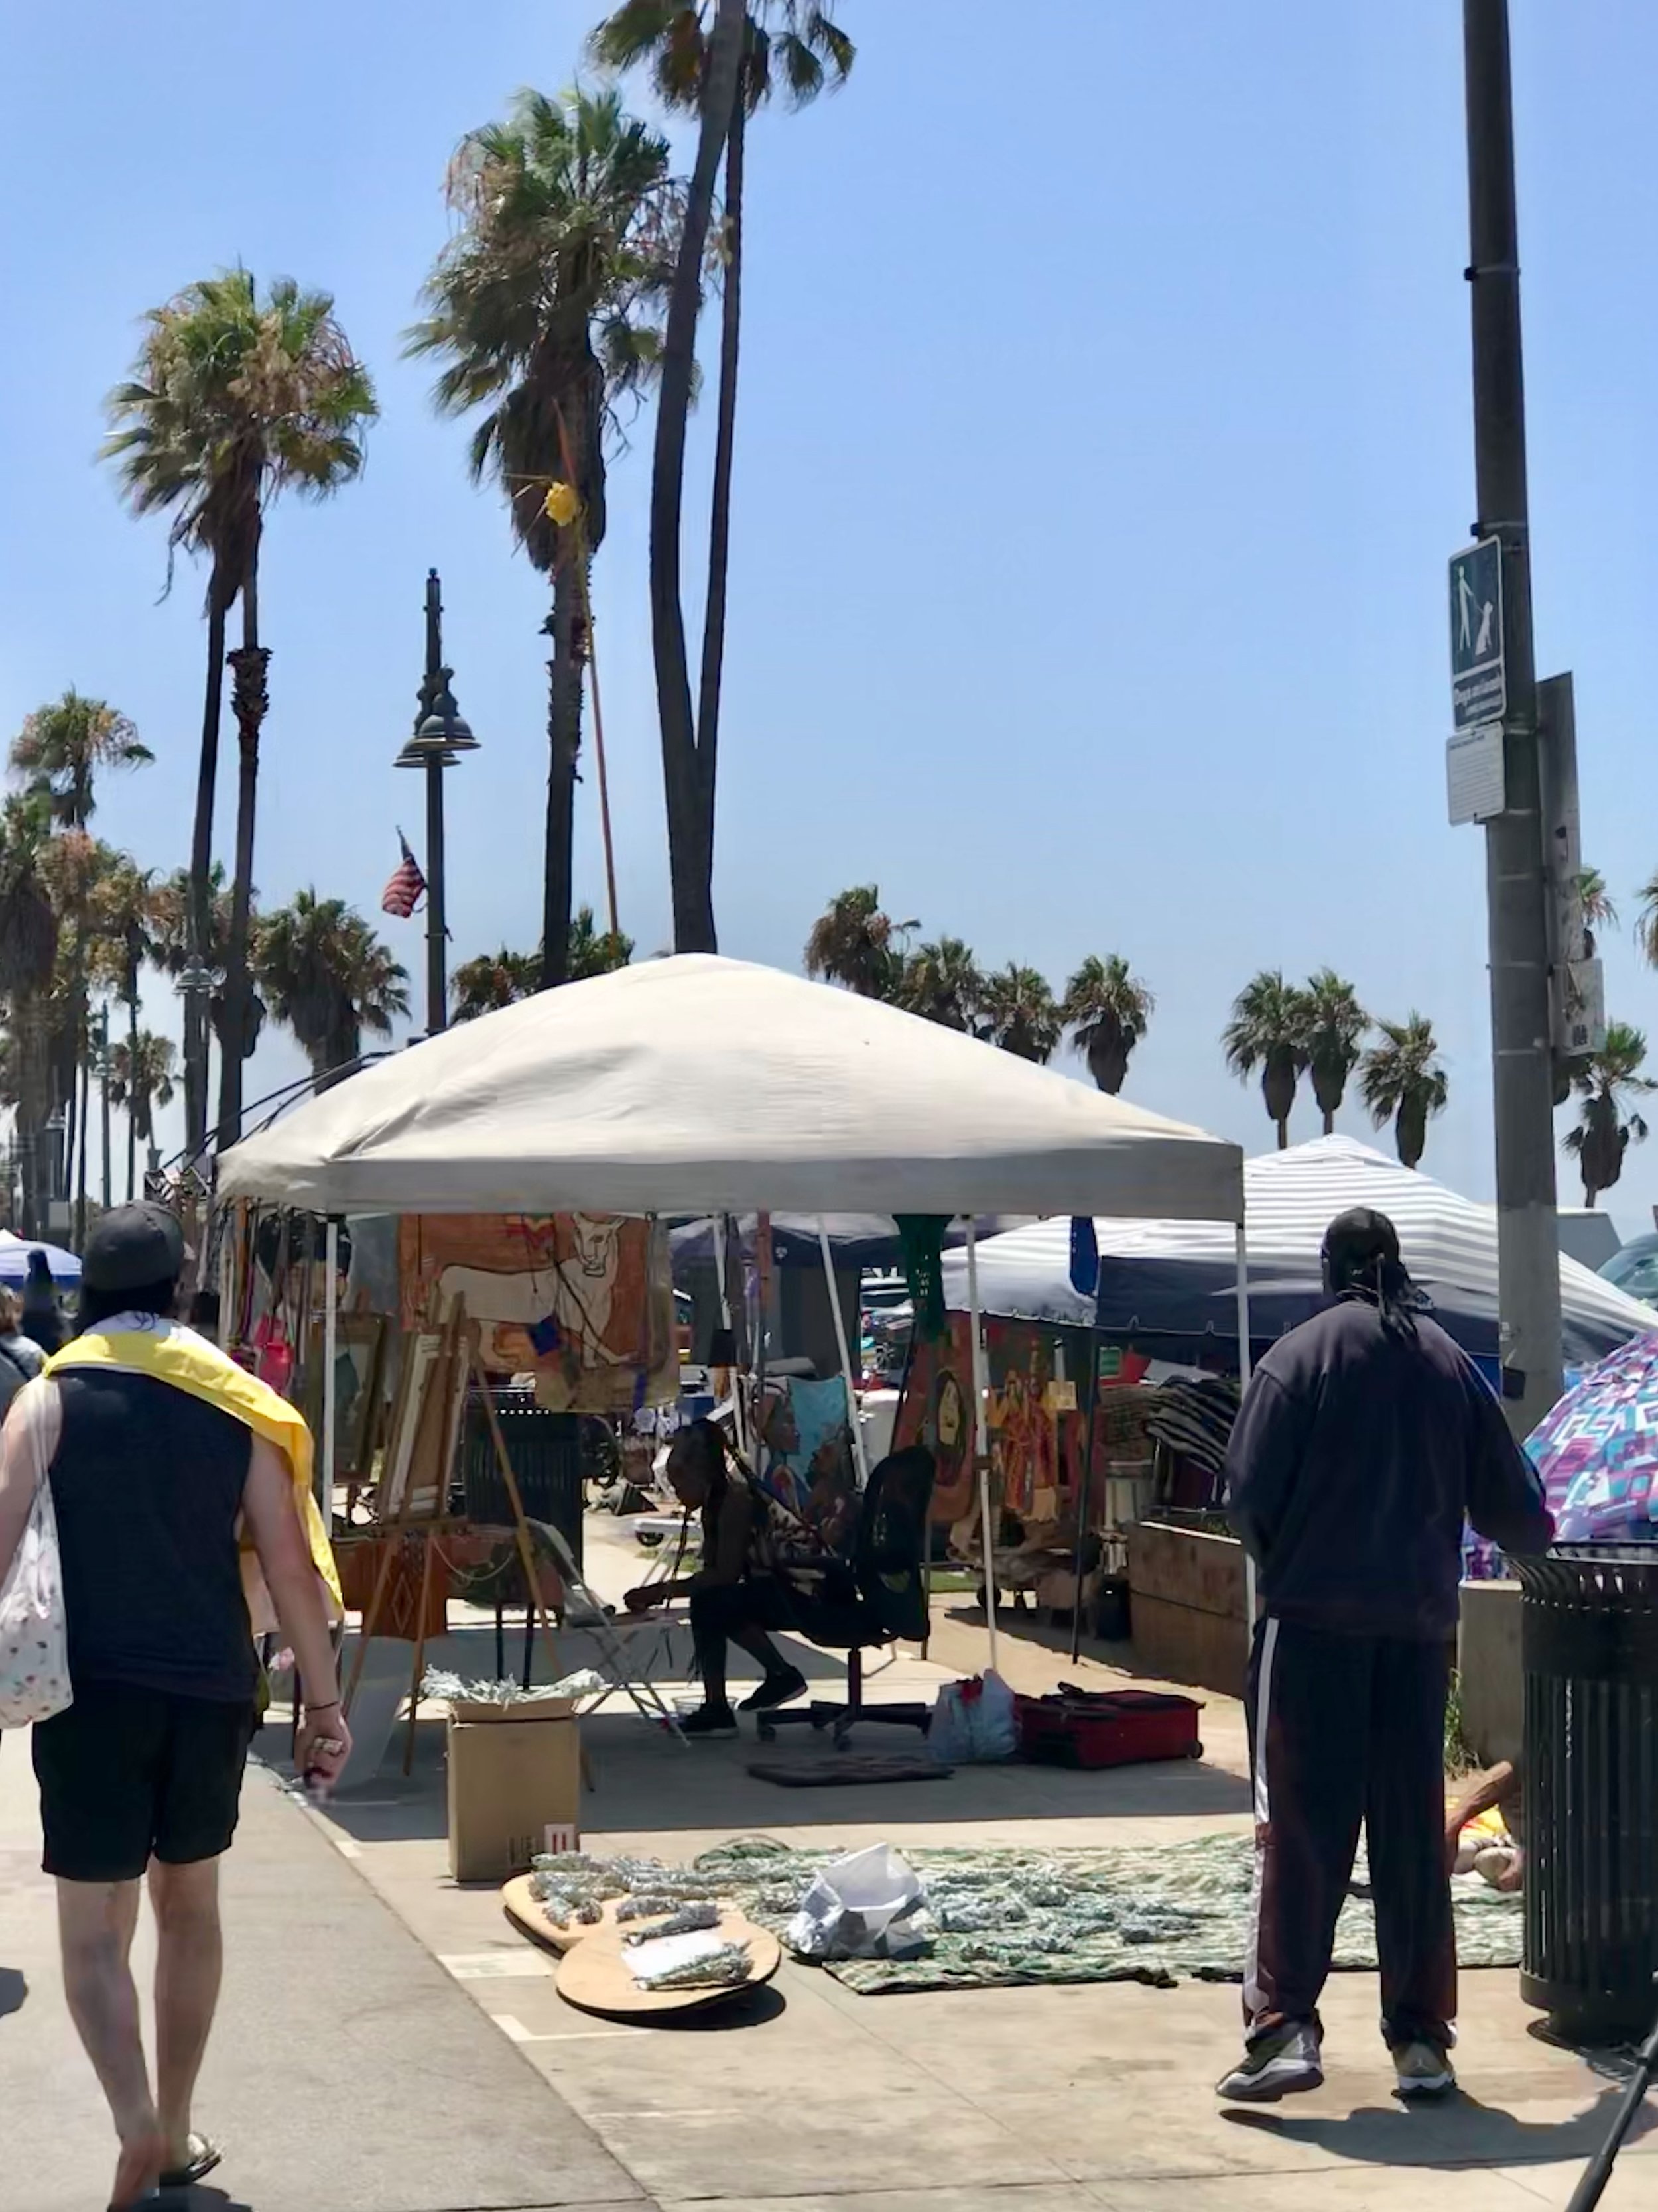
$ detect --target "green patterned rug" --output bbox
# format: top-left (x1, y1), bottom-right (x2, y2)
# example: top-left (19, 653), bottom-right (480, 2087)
top-left (690, 1833), bottom-right (1523, 1996)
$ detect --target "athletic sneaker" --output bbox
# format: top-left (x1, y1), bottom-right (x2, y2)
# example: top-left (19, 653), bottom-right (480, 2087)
top-left (676, 1705), bottom-right (738, 1739)
top-left (1215, 2025), bottom-right (1324, 2103)
top-left (739, 1666), bottom-right (808, 1713)
top-left (1393, 2041), bottom-right (1457, 2099)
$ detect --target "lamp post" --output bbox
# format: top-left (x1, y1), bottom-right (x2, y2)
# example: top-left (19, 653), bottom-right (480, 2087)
top-left (396, 570), bottom-right (478, 1037)
top-left (174, 952), bottom-right (219, 1174)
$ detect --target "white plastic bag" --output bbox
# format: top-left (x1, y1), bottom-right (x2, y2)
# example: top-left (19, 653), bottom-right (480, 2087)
top-left (928, 1669), bottom-right (1019, 1763)
top-left (0, 1473), bottom-right (72, 1727)
top-left (785, 1843), bottom-right (929, 1961)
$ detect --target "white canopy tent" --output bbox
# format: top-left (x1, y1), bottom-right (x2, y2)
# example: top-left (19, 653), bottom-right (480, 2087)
top-left (219, 955), bottom-right (1247, 1664)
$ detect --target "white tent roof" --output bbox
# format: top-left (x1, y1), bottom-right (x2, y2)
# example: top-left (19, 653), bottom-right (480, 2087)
top-left (940, 1133), bottom-right (1653, 1361)
top-left (218, 955), bottom-right (1243, 1223)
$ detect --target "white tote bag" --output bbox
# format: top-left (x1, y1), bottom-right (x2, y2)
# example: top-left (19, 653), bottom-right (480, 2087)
top-left (0, 1380), bottom-right (71, 1727)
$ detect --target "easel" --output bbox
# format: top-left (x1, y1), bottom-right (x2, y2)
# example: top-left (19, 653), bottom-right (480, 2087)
top-left (342, 1294), bottom-right (559, 1773)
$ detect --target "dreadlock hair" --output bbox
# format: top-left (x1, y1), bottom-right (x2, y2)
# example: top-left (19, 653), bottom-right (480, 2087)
top-left (1320, 1207), bottom-right (1429, 1338)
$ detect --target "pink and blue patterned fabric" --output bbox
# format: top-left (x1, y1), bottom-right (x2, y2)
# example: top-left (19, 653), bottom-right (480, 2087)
top-left (1525, 1336), bottom-right (1658, 1543)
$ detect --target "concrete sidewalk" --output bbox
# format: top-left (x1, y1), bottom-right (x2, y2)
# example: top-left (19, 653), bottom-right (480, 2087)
top-left (0, 1729), bottom-right (643, 2212)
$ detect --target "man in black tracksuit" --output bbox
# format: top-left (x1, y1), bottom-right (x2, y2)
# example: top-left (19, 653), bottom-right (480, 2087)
top-left (1216, 1207), bottom-right (1553, 2105)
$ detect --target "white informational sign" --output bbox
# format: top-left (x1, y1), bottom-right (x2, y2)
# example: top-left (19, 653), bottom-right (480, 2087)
top-left (1559, 956), bottom-right (1606, 1060)
top-left (1446, 723), bottom-right (1506, 825)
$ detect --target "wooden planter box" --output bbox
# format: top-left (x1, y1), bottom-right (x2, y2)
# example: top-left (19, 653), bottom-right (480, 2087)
top-left (1127, 1520), bottom-right (1249, 1699)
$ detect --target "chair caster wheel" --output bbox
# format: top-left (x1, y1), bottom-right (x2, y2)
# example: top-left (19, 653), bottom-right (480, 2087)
top-left (756, 1717), bottom-right (776, 1743)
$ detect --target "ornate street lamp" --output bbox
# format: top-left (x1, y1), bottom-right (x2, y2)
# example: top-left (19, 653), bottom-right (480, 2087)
top-left (396, 570), bottom-right (478, 1035)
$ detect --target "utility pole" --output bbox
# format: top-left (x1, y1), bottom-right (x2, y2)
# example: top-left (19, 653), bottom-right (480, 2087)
top-left (99, 1006), bottom-right (113, 1213)
top-left (1462, 0), bottom-right (1563, 1433)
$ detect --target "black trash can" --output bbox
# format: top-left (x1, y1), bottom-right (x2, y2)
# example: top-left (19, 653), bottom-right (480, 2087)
top-left (1515, 1547), bottom-right (1658, 2040)
top-left (458, 1388), bottom-right (584, 1572)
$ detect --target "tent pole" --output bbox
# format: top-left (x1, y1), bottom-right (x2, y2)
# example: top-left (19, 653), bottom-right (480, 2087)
top-left (818, 1220), bottom-right (869, 1487)
top-left (964, 1218), bottom-right (999, 1674)
top-left (1070, 1323), bottom-right (1102, 1666)
top-left (322, 1219), bottom-right (340, 1521)
top-left (712, 1215), bottom-right (746, 1459)
top-left (1234, 1221), bottom-right (1257, 1635)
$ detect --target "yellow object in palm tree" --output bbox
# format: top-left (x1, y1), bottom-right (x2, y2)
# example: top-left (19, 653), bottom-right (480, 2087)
top-left (544, 481), bottom-right (580, 526)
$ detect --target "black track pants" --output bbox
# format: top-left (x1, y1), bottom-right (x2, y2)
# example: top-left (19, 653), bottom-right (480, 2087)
top-left (1244, 1616), bottom-right (1456, 2052)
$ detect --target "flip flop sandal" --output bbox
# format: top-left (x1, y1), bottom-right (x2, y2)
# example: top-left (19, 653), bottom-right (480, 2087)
top-left (159, 2135), bottom-right (223, 2190)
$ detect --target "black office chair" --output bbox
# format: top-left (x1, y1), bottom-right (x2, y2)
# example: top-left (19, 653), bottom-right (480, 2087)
top-left (755, 1445), bottom-right (937, 1749)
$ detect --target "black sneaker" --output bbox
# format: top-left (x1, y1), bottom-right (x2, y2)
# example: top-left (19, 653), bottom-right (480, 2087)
top-left (1215, 2025), bottom-right (1324, 2103)
top-left (739, 1666), bottom-right (808, 1713)
top-left (676, 1705), bottom-right (739, 1739)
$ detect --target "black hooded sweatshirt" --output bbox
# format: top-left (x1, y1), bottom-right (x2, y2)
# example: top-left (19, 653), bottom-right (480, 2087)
top-left (1225, 1294), bottom-right (1555, 1640)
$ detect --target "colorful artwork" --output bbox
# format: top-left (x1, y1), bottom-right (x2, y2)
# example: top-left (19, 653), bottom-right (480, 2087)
top-left (895, 1316), bottom-right (1153, 1526)
top-left (756, 1375), bottom-right (859, 1556)
top-left (399, 1213), bottom-right (676, 1414)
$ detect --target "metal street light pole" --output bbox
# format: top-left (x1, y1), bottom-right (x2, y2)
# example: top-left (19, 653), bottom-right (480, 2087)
top-left (397, 571), bottom-right (478, 1038)
top-left (1462, 0), bottom-right (1562, 1433)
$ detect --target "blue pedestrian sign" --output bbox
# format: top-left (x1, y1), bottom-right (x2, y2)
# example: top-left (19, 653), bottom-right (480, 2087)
top-left (1449, 538), bottom-right (1505, 732)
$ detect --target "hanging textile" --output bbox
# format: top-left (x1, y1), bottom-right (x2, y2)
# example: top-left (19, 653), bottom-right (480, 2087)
top-left (895, 1214), bottom-right (948, 1343)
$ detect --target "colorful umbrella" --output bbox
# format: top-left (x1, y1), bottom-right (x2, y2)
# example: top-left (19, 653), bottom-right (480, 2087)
top-left (1526, 1333), bottom-right (1658, 1544)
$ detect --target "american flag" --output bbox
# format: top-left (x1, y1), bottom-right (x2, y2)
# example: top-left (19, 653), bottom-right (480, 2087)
top-left (381, 833), bottom-right (426, 920)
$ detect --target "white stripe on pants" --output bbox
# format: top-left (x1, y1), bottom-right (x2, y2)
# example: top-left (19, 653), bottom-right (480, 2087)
top-left (1242, 1615), bottom-right (1281, 2020)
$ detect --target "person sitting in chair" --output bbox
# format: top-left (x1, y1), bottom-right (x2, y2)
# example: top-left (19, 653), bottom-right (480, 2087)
top-left (623, 1418), bottom-right (867, 1739)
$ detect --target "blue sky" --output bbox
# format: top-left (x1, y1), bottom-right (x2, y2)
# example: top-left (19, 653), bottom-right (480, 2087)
top-left (6, 2), bottom-right (1658, 1233)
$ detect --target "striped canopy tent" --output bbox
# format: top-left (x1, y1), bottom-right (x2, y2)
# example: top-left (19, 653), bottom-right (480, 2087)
top-left (940, 1135), bottom-right (1654, 1371)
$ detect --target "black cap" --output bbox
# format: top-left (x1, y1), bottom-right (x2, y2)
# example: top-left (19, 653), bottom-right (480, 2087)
top-left (81, 1201), bottom-right (186, 1294)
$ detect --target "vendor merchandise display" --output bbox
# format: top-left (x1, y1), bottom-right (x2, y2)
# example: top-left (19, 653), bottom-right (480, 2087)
top-left (422, 1666), bottom-right (606, 1707)
top-left (502, 1833), bottom-right (1521, 1996)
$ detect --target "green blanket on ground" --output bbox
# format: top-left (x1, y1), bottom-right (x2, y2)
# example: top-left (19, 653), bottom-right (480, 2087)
top-left (690, 1832), bottom-right (1523, 1996)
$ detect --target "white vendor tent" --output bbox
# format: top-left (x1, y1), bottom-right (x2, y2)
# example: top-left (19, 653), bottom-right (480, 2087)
top-left (218, 955), bottom-right (1247, 1664)
top-left (940, 1133), bottom-right (1655, 1370)
top-left (218, 955), bottom-right (1243, 1222)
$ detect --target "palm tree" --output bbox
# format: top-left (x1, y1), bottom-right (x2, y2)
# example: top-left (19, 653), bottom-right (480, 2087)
top-left (1578, 867), bottom-right (1616, 940)
top-left (568, 904), bottom-right (634, 979)
top-left (980, 965), bottom-right (1062, 1064)
top-left (1563, 1022), bottom-right (1655, 1207)
top-left (10, 692), bottom-right (151, 830)
top-left (1062, 953), bottom-right (1153, 1095)
top-left (149, 865), bottom-right (265, 1070)
top-left (452, 908), bottom-right (633, 1020)
top-left (897, 937), bottom-right (983, 1032)
top-left (107, 1032), bottom-right (177, 1196)
top-left (592, 3), bottom-right (854, 959)
top-left (1360, 1013), bottom-right (1449, 1170)
top-left (104, 269), bottom-right (377, 1152)
top-left (411, 88), bottom-right (675, 991)
top-left (0, 797), bottom-right (62, 1234)
top-left (1301, 969), bottom-right (1368, 1135)
top-left (804, 885), bottom-right (905, 999)
top-left (1224, 971), bottom-right (1310, 1150)
top-left (88, 860), bottom-right (162, 1201)
top-left (255, 891), bottom-right (410, 1089)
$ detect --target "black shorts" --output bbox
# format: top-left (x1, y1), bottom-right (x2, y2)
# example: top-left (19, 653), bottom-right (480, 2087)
top-left (32, 1680), bottom-right (257, 1883)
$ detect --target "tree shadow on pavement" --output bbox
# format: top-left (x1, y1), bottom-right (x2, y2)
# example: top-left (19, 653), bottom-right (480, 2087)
top-left (0, 1967), bottom-right (24, 2017)
top-left (1224, 2082), bottom-right (1648, 2170)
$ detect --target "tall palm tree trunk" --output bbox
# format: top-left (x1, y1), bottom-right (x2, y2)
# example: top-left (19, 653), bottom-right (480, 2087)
top-left (185, 589), bottom-right (230, 1160)
top-left (218, 553), bottom-right (270, 1152)
top-left (541, 562), bottom-right (584, 991)
top-left (693, 93), bottom-right (745, 891)
top-left (650, 0), bottom-right (744, 955)
top-left (74, 1035), bottom-right (90, 1245)
top-left (125, 977), bottom-right (139, 1203)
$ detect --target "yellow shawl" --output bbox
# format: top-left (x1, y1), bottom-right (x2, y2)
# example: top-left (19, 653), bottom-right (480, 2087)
top-left (47, 1320), bottom-right (342, 1611)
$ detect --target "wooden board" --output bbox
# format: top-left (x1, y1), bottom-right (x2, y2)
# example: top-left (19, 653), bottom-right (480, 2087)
top-left (556, 1909), bottom-right (781, 2019)
top-left (500, 1876), bottom-right (623, 1956)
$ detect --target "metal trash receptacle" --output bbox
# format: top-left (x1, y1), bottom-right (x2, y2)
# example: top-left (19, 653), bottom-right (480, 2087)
top-left (1516, 1548), bottom-right (1658, 2040)
top-left (459, 1388), bottom-right (584, 1571)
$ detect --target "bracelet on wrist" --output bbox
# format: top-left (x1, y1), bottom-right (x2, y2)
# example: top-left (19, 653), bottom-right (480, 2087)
top-left (305, 1699), bottom-right (341, 1713)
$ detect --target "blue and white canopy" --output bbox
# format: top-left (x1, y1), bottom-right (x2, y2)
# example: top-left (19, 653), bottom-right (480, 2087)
top-left (940, 1135), bottom-right (1653, 1368)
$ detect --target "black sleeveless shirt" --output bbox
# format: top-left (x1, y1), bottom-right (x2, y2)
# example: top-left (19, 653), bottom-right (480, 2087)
top-left (48, 1369), bottom-right (257, 1703)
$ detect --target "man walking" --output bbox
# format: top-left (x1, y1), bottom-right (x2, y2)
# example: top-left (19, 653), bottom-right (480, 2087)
top-left (0, 1203), bottom-right (348, 2208)
top-left (1216, 1207), bottom-right (1553, 2105)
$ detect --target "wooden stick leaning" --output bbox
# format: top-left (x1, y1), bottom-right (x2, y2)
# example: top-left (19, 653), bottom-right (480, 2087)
top-left (470, 1347), bottom-right (562, 1674)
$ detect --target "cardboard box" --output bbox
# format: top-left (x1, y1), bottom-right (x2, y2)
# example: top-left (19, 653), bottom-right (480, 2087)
top-left (446, 1709), bottom-right (580, 1883)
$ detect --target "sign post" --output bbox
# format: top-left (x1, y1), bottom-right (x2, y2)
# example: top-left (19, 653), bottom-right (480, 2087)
top-left (1450, 536), bottom-right (1506, 731)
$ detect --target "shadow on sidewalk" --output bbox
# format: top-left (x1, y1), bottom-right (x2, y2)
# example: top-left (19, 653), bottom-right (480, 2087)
top-left (1225, 2081), bottom-right (1649, 2170)
top-left (0, 1966), bottom-right (24, 2017)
